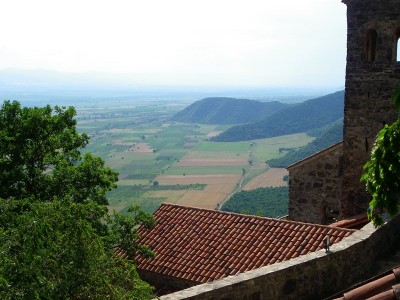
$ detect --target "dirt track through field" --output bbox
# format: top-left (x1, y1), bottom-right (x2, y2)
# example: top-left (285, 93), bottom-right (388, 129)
top-left (177, 158), bottom-right (247, 166)
top-left (243, 168), bottom-right (288, 190)
top-left (155, 174), bottom-right (241, 209)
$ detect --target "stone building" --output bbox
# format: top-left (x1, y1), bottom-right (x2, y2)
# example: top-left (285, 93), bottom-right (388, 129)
top-left (340, 0), bottom-right (400, 218)
top-left (287, 142), bottom-right (343, 224)
top-left (289, 0), bottom-right (400, 223)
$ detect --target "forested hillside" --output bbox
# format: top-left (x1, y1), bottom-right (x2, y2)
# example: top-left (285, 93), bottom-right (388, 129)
top-left (171, 97), bottom-right (288, 124)
top-left (267, 118), bottom-right (343, 167)
top-left (212, 91), bottom-right (344, 141)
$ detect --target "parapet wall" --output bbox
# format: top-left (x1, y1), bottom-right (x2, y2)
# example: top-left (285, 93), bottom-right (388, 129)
top-left (159, 214), bottom-right (400, 300)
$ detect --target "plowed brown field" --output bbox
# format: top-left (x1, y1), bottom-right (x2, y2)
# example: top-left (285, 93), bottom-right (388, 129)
top-left (155, 174), bottom-right (241, 209)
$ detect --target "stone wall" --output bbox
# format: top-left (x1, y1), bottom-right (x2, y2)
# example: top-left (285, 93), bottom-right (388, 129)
top-left (158, 214), bottom-right (400, 300)
top-left (287, 142), bottom-right (342, 224)
top-left (139, 270), bottom-right (197, 294)
top-left (341, 0), bottom-right (400, 218)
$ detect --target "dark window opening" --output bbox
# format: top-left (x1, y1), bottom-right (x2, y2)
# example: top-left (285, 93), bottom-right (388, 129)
top-left (251, 292), bottom-right (261, 300)
top-left (366, 29), bottom-right (377, 62)
top-left (365, 138), bottom-right (369, 153)
top-left (393, 30), bottom-right (400, 62)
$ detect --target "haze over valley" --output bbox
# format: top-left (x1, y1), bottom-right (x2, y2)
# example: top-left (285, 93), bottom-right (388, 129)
top-left (0, 82), bottom-right (344, 217)
top-left (0, 0), bottom-right (348, 220)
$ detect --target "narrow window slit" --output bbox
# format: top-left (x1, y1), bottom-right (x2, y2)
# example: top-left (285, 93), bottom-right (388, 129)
top-left (366, 29), bottom-right (377, 62)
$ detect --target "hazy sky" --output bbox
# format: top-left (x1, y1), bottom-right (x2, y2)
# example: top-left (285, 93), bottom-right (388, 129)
top-left (0, 0), bottom-right (347, 88)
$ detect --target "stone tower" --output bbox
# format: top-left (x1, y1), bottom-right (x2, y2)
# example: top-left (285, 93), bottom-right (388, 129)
top-left (340, 0), bottom-right (400, 218)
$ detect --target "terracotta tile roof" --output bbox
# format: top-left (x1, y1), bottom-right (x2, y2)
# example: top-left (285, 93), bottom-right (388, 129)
top-left (134, 203), bottom-right (355, 283)
top-left (328, 266), bottom-right (400, 300)
top-left (329, 213), bottom-right (370, 230)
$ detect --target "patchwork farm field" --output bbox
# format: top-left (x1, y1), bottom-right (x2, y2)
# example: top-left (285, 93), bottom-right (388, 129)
top-left (242, 168), bottom-right (289, 190)
top-left (155, 174), bottom-right (242, 209)
top-left (76, 100), bottom-right (314, 214)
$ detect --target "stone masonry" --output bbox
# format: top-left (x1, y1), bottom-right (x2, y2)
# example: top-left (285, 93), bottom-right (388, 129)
top-left (287, 142), bottom-right (343, 224)
top-left (341, 0), bottom-right (400, 218)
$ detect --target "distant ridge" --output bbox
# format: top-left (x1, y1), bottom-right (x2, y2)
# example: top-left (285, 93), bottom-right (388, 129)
top-left (171, 97), bottom-right (288, 125)
top-left (212, 91), bottom-right (344, 142)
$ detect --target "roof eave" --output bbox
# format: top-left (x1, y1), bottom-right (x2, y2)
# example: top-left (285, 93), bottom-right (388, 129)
top-left (286, 141), bottom-right (343, 171)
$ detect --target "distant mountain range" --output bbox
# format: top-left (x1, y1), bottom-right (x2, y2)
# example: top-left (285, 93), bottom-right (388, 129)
top-left (171, 90), bottom-right (344, 142)
top-left (171, 97), bottom-right (289, 125)
top-left (212, 91), bottom-right (344, 141)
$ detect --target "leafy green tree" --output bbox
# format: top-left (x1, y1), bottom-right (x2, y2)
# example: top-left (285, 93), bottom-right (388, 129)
top-left (361, 88), bottom-right (400, 226)
top-left (0, 199), bottom-right (154, 299)
top-left (0, 101), bottom-right (155, 299)
top-left (109, 205), bottom-right (155, 260)
top-left (0, 101), bottom-right (117, 205)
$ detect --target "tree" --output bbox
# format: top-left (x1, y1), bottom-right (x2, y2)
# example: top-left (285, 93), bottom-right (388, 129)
top-left (361, 87), bottom-right (400, 226)
top-left (0, 101), bottom-right (155, 299)
top-left (0, 101), bottom-right (117, 205)
top-left (0, 199), bottom-right (155, 299)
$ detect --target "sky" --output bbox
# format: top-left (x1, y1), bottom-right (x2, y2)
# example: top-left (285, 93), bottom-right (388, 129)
top-left (0, 0), bottom-right (347, 89)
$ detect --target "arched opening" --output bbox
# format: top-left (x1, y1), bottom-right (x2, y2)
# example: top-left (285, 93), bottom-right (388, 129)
top-left (366, 29), bottom-right (377, 62)
top-left (397, 35), bottom-right (400, 62)
top-left (393, 29), bottom-right (400, 62)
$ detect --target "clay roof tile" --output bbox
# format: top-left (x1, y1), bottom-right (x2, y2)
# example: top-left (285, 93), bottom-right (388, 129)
top-left (132, 203), bottom-right (355, 283)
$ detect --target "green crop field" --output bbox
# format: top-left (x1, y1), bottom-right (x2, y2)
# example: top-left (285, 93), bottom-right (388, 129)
top-left (163, 166), bottom-right (246, 176)
top-left (193, 141), bottom-right (249, 152)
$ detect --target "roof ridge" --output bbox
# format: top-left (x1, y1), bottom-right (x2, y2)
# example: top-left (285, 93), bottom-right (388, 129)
top-left (158, 203), bottom-right (356, 233)
top-left (287, 141), bottom-right (343, 170)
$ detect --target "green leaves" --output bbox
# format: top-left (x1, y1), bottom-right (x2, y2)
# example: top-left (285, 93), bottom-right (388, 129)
top-left (0, 199), bottom-right (155, 299)
top-left (49, 153), bottom-right (118, 206)
top-left (0, 101), bottom-right (155, 299)
top-left (109, 205), bottom-right (155, 260)
top-left (0, 101), bottom-right (89, 200)
top-left (362, 87), bottom-right (400, 226)
top-left (392, 85), bottom-right (400, 111)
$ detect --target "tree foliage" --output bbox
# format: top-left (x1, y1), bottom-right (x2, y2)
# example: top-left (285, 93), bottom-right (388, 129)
top-left (222, 187), bottom-right (288, 218)
top-left (0, 101), bottom-right (118, 205)
top-left (361, 88), bottom-right (400, 226)
top-left (0, 199), bottom-right (154, 299)
top-left (0, 101), bottom-right (155, 299)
